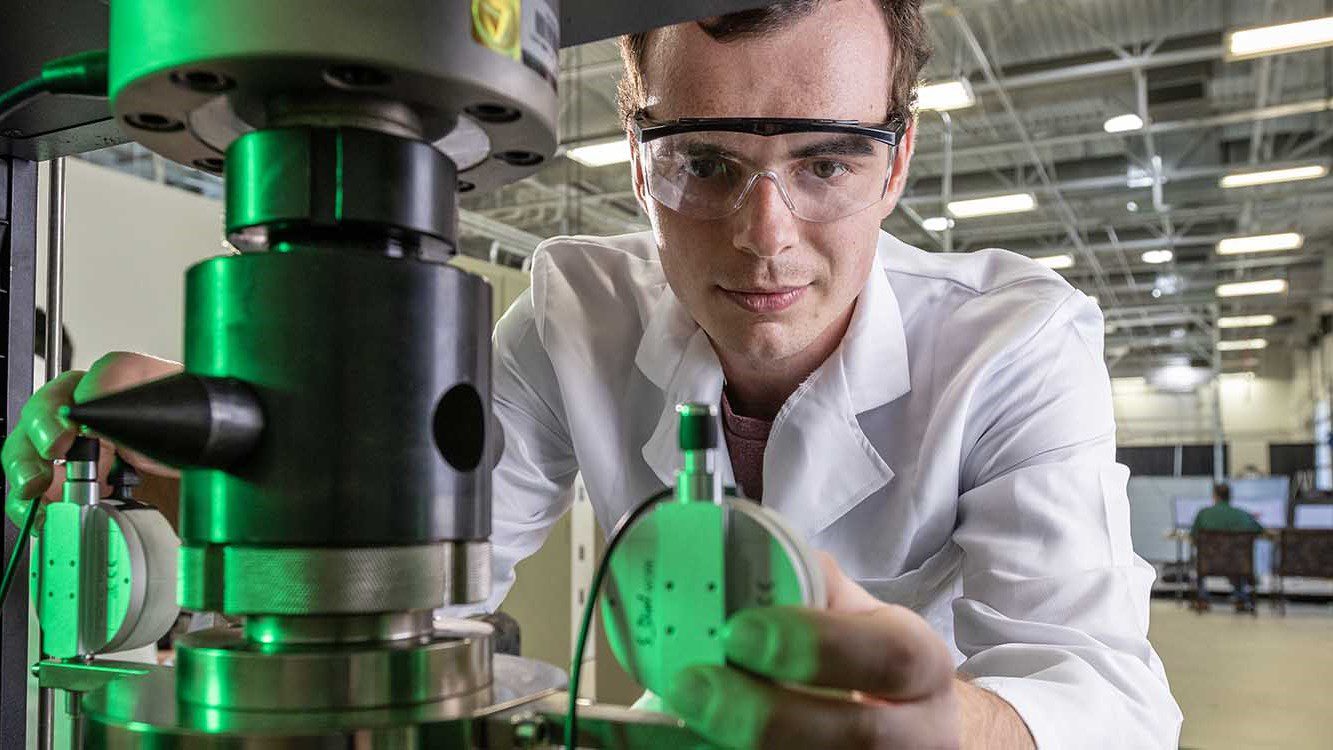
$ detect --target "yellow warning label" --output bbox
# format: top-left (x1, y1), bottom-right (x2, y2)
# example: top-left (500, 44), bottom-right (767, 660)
top-left (472, 0), bottom-right (521, 61)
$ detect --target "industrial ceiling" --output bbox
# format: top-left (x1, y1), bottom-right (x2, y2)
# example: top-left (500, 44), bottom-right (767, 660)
top-left (81, 0), bottom-right (1333, 379)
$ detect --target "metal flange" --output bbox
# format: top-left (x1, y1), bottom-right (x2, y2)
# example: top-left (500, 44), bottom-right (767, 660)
top-left (108, 0), bottom-right (560, 194)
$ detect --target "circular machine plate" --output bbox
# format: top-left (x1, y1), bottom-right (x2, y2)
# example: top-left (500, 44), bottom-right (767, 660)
top-left (599, 496), bottom-right (827, 697)
top-left (109, 0), bottom-right (559, 193)
top-left (83, 654), bottom-right (568, 748)
top-left (175, 623), bottom-right (493, 711)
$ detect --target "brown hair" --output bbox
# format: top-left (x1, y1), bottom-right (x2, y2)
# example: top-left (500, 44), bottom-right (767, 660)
top-left (616, 0), bottom-right (932, 130)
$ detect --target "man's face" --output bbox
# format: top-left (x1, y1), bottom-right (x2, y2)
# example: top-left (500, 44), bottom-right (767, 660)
top-left (631, 0), bottom-right (915, 369)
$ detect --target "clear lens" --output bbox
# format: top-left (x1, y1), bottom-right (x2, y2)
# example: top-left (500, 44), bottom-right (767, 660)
top-left (640, 129), bottom-right (893, 222)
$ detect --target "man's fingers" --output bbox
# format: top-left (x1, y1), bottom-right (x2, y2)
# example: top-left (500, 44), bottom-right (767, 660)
top-left (3, 353), bottom-right (179, 527)
top-left (19, 370), bottom-right (85, 461)
top-left (5, 491), bottom-right (42, 532)
top-left (665, 664), bottom-right (957, 750)
top-left (666, 665), bottom-right (772, 750)
top-left (2, 427), bottom-right (53, 504)
top-left (75, 351), bottom-right (180, 398)
top-left (723, 605), bottom-right (955, 700)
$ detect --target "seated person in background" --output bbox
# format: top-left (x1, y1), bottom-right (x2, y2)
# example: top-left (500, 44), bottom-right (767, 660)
top-left (1190, 482), bottom-right (1263, 612)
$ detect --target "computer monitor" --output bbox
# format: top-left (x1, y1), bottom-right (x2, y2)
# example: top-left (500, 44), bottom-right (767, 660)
top-left (1172, 496), bottom-right (1212, 529)
top-left (1230, 477), bottom-right (1289, 528)
top-left (1294, 505), bottom-right (1333, 529)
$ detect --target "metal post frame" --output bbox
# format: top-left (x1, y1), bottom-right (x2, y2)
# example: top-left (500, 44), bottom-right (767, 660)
top-left (1, 155), bottom-right (37, 750)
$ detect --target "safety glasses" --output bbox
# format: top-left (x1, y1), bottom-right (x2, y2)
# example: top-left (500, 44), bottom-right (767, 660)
top-left (633, 114), bottom-right (905, 223)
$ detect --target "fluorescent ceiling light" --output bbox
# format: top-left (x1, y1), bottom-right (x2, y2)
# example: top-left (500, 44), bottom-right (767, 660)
top-left (1153, 272), bottom-right (1182, 296)
top-left (1088, 295), bottom-right (1099, 305)
top-left (1141, 249), bottom-right (1173, 264)
top-left (1111, 376), bottom-right (1144, 387)
top-left (1034, 253), bottom-right (1074, 270)
top-left (1150, 364), bottom-right (1211, 393)
top-left (947, 192), bottom-right (1037, 218)
top-left (922, 216), bottom-right (954, 232)
top-left (566, 138), bottom-right (631, 167)
top-left (1217, 338), bottom-right (1268, 352)
top-left (1218, 314), bottom-right (1277, 329)
top-left (1227, 15), bottom-right (1333, 60)
top-left (1220, 164), bottom-right (1328, 188)
top-left (1103, 113), bottom-right (1144, 133)
top-left (1217, 279), bottom-right (1288, 297)
top-left (1216, 232), bottom-right (1304, 255)
top-left (916, 79), bottom-right (975, 111)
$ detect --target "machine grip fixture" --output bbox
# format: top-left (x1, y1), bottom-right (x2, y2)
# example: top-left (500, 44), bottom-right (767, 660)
top-left (7, 0), bottom-right (820, 745)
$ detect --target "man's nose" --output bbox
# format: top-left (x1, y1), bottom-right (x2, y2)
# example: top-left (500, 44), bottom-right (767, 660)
top-left (731, 174), bottom-right (799, 259)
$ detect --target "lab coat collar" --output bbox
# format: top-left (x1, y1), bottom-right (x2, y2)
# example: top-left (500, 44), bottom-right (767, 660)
top-left (842, 232), bottom-right (912, 414)
top-left (636, 284), bottom-right (735, 490)
top-left (636, 232), bottom-right (910, 537)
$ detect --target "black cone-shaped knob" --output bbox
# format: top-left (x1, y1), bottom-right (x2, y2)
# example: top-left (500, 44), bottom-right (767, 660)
top-left (62, 373), bottom-right (263, 469)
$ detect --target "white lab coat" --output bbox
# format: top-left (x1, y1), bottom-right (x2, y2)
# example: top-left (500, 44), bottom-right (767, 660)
top-left (486, 229), bottom-right (1182, 748)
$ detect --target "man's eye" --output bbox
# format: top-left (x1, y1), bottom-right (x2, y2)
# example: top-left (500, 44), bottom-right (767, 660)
top-left (685, 158), bottom-right (726, 179)
top-left (808, 160), bottom-right (849, 180)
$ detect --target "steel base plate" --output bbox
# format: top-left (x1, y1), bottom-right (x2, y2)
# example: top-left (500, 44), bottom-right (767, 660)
top-left (82, 654), bottom-right (568, 748)
top-left (176, 622), bottom-right (494, 711)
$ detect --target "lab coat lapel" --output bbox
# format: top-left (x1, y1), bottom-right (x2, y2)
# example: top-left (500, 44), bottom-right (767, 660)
top-left (634, 232), bottom-right (909, 534)
top-left (763, 237), bottom-right (910, 539)
top-left (635, 284), bottom-right (734, 489)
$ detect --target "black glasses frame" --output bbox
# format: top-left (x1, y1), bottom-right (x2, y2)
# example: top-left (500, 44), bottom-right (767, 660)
top-left (632, 112), bottom-right (906, 148)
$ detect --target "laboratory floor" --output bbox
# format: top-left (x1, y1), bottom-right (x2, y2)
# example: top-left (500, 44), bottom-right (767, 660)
top-left (1149, 599), bottom-right (1333, 749)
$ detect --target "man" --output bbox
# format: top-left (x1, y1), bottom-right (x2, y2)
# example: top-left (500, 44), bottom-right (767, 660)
top-left (1190, 482), bottom-right (1263, 613)
top-left (5, 1), bottom-right (1181, 747)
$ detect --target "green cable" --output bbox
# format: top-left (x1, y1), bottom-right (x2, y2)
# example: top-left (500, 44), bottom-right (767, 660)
top-left (0, 77), bottom-right (48, 122)
top-left (566, 488), bottom-right (672, 750)
top-left (0, 498), bottom-right (41, 607)
top-left (0, 49), bottom-right (109, 124)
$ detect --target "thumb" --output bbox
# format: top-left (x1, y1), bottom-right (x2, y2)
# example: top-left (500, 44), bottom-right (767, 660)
top-left (816, 551), bottom-right (884, 614)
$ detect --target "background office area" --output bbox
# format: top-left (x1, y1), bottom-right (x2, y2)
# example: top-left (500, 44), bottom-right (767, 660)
top-left (19, 1), bottom-right (1333, 748)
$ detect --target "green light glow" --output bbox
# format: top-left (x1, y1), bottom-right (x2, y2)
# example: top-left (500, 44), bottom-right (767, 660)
top-left (666, 664), bottom-right (772, 749)
top-left (722, 607), bottom-right (819, 683)
top-left (334, 130), bottom-right (344, 220)
top-left (35, 503), bottom-right (83, 658)
top-left (105, 521), bottom-right (131, 642)
top-left (601, 501), bottom-right (727, 695)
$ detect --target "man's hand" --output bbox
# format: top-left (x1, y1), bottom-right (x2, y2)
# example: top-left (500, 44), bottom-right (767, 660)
top-left (662, 553), bottom-right (1034, 749)
top-left (3, 351), bottom-right (181, 527)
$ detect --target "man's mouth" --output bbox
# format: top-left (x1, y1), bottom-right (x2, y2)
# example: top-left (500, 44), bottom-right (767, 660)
top-left (718, 285), bottom-right (808, 313)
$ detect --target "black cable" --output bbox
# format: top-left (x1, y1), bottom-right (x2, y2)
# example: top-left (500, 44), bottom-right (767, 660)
top-left (566, 487), bottom-right (673, 750)
top-left (0, 497), bottom-right (41, 607)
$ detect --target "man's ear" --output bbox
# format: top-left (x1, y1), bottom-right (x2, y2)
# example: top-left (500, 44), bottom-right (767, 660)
top-left (877, 117), bottom-right (916, 220)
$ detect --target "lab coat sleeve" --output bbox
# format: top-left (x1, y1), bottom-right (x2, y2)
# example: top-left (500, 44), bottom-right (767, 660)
top-left (952, 292), bottom-right (1183, 749)
top-left (478, 290), bottom-right (580, 613)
